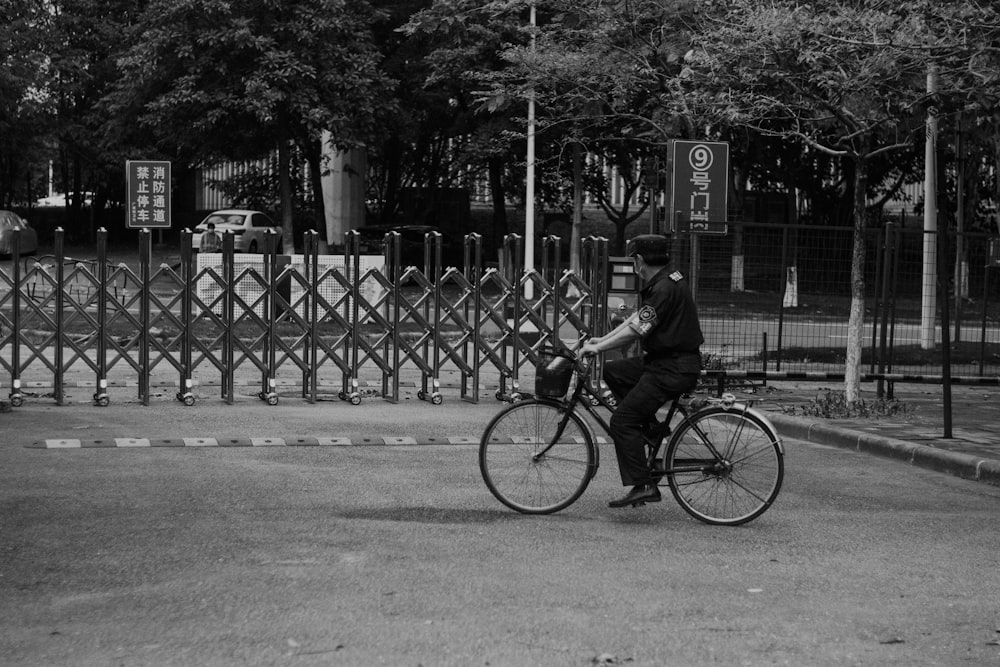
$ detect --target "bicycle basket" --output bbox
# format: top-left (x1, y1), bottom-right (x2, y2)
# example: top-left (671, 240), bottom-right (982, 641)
top-left (534, 347), bottom-right (575, 397)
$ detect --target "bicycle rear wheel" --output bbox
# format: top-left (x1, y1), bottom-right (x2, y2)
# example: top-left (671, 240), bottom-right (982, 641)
top-left (479, 399), bottom-right (596, 514)
top-left (665, 407), bottom-right (783, 526)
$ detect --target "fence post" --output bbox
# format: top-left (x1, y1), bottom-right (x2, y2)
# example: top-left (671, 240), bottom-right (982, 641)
top-left (506, 233), bottom-right (524, 398)
top-left (95, 229), bottom-right (110, 406)
top-left (52, 229), bottom-right (66, 404)
top-left (178, 229), bottom-right (194, 405)
top-left (8, 227), bottom-right (23, 406)
top-left (938, 222), bottom-right (953, 438)
top-left (262, 230), bottom-right (279, 404)
top-left (980, 263), bottom-right (991, 377)
top-left (138, 228), bottom-right (151, 406)
top-left (875, 221), bottom-right (894, 398)
top-left (304, 230), bottom-right (318, 402)
top-left (427, 231), bottom-right (443, 404)
top-left (462, 233), bottom-right (482, 404)
top-left (547, 235), bottom-right (562, 344)
top-left (387, 231), bottom-right (401, 403)
top-left (222, 231), bottom-right (235, 404)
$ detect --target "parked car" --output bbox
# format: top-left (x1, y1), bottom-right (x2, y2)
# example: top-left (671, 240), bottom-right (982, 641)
top-left (0, 210), bottom-right (38, 256)
top-left (191, 209), bottom-right (283, 253)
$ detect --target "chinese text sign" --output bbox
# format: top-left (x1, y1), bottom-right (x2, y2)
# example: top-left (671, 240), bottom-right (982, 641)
top-left (126, 160), bottom-right (171, 229)
top-left (670, 141), bottom-right (729, 234)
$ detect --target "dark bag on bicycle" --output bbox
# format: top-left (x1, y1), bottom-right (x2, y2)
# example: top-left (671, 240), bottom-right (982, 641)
top-left (535, 347), bottom-right (575, 397)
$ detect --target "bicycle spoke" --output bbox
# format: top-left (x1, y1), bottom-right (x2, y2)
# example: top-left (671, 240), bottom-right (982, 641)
top-left (727, 440), bottom-right (779, 468)
top-left (666, 407), bottom-right (783, 525)
top-left (480, 400), bottom-right (595, 514)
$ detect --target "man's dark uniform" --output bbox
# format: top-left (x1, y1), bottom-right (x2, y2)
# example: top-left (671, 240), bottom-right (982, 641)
top-left (603, 260), bottom-right (704, 487)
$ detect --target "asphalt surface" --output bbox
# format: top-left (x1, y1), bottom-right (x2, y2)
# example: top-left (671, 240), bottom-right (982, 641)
top-left (3, 381), bottom-right (1000, 666)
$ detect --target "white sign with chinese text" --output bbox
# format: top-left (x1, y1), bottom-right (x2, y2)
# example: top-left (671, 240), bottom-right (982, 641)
top-left (126, 160), bottom-right (171, 229)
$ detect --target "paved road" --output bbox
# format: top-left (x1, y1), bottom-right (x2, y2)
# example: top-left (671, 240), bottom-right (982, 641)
top-left (3, 401), bottom-right (1000, 666)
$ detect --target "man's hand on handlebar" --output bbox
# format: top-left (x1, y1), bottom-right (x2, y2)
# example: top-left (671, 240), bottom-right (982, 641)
top-left (580, 340), bottom-right (601, 357)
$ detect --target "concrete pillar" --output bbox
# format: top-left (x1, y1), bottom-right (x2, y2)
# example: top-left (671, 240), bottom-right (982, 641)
top-left (321, 133), bottom-right (367, 248)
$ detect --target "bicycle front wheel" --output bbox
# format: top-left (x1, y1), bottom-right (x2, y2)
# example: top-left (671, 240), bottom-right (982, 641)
top-left (479, 399), bottom-right (596, 514)
top-left (665, 407), bottom-right (783, 526)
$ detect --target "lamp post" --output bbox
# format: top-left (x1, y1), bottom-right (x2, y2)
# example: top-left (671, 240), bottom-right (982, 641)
top-left (524, 0), bottom-right (536, 300)
top-left (920, 64), bottom-right (937, 350)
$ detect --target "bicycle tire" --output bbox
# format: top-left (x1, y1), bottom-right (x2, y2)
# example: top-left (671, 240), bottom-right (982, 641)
top-left (479, 398), bottom-right (596, 514)
top-left (664, 406), bottom-right (783, 526)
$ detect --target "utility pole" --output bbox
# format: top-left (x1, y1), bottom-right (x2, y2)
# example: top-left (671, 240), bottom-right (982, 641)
top-left (524, 1), bottom-right (536, 300)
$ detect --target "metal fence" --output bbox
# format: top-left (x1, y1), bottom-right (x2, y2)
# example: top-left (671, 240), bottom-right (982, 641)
top-left (2, 222), bottom-right (999, 408)
top-left (686, 222), bottom-right (1000, 383)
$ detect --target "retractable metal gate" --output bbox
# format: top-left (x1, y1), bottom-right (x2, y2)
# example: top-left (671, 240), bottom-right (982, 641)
top-left (0, 228), bottom-right (609, 407)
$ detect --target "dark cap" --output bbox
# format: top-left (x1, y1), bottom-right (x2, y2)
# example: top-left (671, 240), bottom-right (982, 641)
top-left (626, 234), bottom-right (670, 263)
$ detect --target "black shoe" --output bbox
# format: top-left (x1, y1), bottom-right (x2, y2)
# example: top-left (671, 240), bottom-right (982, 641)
top-left (609, 484), bottom-right (662, 509)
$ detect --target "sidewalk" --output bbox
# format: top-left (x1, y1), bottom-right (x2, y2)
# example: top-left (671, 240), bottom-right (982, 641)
top-left (750, 380), bottom-right (1000, 486)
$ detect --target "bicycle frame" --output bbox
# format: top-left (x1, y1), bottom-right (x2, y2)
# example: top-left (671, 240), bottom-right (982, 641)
top-left (535, 357), bottom-right (741, 479)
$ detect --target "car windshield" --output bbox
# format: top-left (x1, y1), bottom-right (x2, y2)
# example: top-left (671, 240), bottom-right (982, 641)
top-left (0, 213), bottom-right (25, 230)
top-left (204, 214), bottom-right (245, 226)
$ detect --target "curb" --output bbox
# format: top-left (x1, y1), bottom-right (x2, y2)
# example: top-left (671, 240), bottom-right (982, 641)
top-left (768, 413), bottom-right (1000, 487)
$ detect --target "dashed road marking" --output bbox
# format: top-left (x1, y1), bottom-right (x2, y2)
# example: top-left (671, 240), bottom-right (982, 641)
top-left (29, 436), bottom-right (482, 449)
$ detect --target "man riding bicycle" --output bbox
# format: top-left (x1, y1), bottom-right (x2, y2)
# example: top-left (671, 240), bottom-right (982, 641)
top-left (580, 234), bottom-right (704, 508)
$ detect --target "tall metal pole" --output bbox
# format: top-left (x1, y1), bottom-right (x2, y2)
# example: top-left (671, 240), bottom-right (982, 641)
top-left (524, 1), bottom-right (537, 300)
top-left (954, 114), bottom-right (965, 343)
top-left (920, 65), bottom-right (938, 350)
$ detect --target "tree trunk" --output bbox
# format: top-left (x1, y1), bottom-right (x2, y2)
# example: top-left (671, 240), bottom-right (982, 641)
top-left (782, 185), bottom-right (799, 308)
top-left (570, 142), bottom-right (583, 276)
top-left (730, 166), bottom-right (747, 292)
top-left (305, 138), bottom-right (328, 253)
top-left (844, 159), bottom-right (868, 403)
top-left (488, 155), bottom-right (508, 253)
top-left (382, 136), bottom-right (403, 225)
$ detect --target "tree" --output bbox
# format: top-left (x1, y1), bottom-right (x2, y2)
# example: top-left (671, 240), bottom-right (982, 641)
top-left (686, 1), bottom-right (972, 402)
top-left (474, 0), bottom-right (996, 400)
top-left (580, 139), bottom-right (653, 251)
top-left (43, 0), bottom-right (150, 237)
top-left (460, 0), bottom-right (704, 264)
top-left (108, 0), bottom-right (392, 251)
top-left (0, 0), bottom-right (52, 208)
top-left (395, 0), bottom-right (536, 246)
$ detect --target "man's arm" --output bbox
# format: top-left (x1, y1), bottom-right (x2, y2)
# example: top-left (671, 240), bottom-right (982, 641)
top-left (580, 312), bottom-right (642, 356)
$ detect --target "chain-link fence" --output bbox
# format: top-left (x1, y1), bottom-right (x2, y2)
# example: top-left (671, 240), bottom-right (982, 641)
top-left (683, 222), bottom-right (1000, 379)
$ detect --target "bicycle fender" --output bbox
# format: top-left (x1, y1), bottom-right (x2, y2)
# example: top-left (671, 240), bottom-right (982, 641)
top-left (585, 421), bottom-right (601, 478)
top-left (723, 404), bottom-right (785, 454)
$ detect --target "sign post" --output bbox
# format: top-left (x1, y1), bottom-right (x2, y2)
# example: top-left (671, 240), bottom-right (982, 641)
top-left (670, 141), bottom-right (729, 234)
top-left (126, 160), bottom-right (171, 230)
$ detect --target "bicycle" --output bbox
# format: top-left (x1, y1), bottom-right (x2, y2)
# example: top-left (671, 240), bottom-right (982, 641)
top-left (479, 347), bottom-right (784, 525)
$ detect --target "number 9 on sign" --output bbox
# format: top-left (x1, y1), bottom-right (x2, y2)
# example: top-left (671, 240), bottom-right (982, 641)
top-left (688, 144), bottom-right (714, 171)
